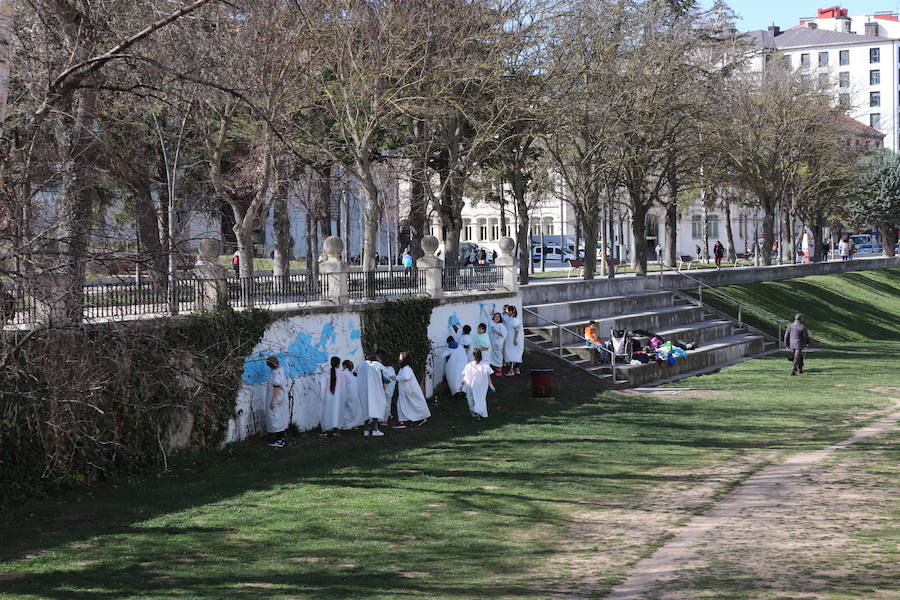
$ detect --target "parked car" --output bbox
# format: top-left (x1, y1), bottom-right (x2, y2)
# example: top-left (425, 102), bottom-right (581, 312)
top-left (854, 243), bottom-right (883, 256)
top-left (532, 246), bottom-right (576, 263)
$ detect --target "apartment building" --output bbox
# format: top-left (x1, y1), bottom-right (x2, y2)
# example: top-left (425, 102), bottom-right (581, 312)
top-left (749, 7), bottom-right (900, 151)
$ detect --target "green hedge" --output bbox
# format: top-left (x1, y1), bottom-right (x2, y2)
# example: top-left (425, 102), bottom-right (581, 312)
top-left (361, 297), bottom-right (438, 381)
top-left (0, 309), bottom-right (273, 501)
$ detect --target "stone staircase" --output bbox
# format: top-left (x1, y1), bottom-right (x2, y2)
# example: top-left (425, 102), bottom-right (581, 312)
top-left (523, 290), bottom-right (779, 388)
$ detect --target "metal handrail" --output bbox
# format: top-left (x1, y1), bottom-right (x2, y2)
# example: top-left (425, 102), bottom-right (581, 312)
top-left (523, 306), bottom-right (621, 384)
top-left (658, 264), bottom-right (789, 346)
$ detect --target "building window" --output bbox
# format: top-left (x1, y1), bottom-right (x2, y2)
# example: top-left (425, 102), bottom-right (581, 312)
top-left (871, 91), bottom-right (881, 107)
top-left (818, 51), bottom-right (829, 67)
top-left (707, 215), bottom-right (719, 238)
top-left (839, 71), bottom-right (850, 87)
top-left (839, 92), bottom-right (850, 106)
top-left (871, 113), bottom-right (882, 129)
top-left (530, 219), bottom-right (541, 236)
top-left (782, 54), bottom-right (791, 68)
top-left (477, 218), bottom-right (487, 241)
top-left (818, 72), bottom-right (829, 86)
top-left (691, 215), bottom-right (702, 240)
top-left (542, 216), bottom-right (554, 236)
top-left (490, 218), bottom-right (499, 240)
top-left (463, 219), bottom-right (472, 241)
top-left (870, 47), bottom-right (881, 63)
top-left (839, 49), bottom-right (849, 65)
top-left (870, 69), bottom-right (881, 85)
top-left (800, 53), bottom-right (810, 67)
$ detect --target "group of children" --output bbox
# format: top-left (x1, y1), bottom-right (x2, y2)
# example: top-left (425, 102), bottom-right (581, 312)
top-left (262, 351), bottom-right (432, 446)
top-left (441, 304), bottom-right (524, 418)
top-left (582, 322), bottom-right (697, 367)
top-left (260, 303), bottom-right (526, 446)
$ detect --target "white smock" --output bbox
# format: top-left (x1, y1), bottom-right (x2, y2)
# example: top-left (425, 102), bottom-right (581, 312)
top-left (460, 333), bottom-right (474, 362)
top-left (396, 365), bottom-right (431, 422)
top-left (341, 369), bottom-right (365, 429)
top-left (501, 314), bottom-right (524, 364)
top-left (319, 368), bottom-right (345, 432)
top-left (355, 360), bottom-right (387, 420)
top-left (488, 321), bottom-right (506, 367)
top-left (444, 344), bottom-right (467, 395)
top-left (462, 360), bottom-right (493, 418)
top-left (382, 365), bottom-right (397, 421)
top-left (265, 365), bottom-right (290, 433)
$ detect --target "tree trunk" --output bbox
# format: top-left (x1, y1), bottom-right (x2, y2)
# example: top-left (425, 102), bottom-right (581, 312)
top-left (0, 0), bottom-right (15, 123)
top-left (701, 200), bottom-right (710, 263)
top-left (811, 218), bottom-right (824, 262)
top-left (510, 171), bottom-right (529, 284)
top-left (273, 189), bottom-right (291, 279)
top-left (878, 223), bottom-right (897, 257)
top-left (581, 212), bottom-right (598, 280)
top-left (360, 175), bottom-right (380, 271)
top-left (52, 83), bottom-right (99, 324)
top-left (761, 205), bottom-right (775, 265)
top-left (724, 197), bottom-right (736, 263)
top-left (135, 183), bottom-right (166, 287)
top-left (304, 207), bottom-right (315, 278)
top-left (407, 154), bottom-right (428, 263)
top-left (664, 203), bottom-right (678, 268)
top-left (629, 190), bottom-right (648, 276)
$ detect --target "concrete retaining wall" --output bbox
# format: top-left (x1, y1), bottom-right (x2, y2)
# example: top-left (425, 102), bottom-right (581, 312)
top-left (646, 256), bottom-right (900, 291)
top-left (521, 276), bottom-right (646, 305)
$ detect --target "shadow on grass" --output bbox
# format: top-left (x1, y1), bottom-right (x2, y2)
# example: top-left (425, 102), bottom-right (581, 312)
top-left (0, 348), bottom-right (891, 599)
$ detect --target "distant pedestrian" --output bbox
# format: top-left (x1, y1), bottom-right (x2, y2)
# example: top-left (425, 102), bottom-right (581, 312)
top-left (695, 245), bottom-right (702, 261)
top-left (232, 251), bottom-right (240, 276)
top-left (713, 240), bottom-right (725, 270)
top-left (783, 313), bottom-right (810, 376)
top-left (838, 238), bottom-right (850, 261)
top-left (655, 243), bottom-right (663, 266)
top-left (401, 248), bottom-right (414, 272)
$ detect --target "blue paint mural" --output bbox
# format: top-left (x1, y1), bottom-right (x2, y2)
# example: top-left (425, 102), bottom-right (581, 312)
top-left (242, 318), bottom-right (359, 384)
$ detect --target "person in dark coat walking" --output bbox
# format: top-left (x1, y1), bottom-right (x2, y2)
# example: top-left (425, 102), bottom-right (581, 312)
top-left (783, 313), bottom-right (809, 375)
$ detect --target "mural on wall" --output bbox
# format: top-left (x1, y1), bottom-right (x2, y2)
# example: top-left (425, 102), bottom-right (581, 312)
top-left (227, 294), bottom-right (522, 443)
top-left (227, 314), bottom-right (363, 442)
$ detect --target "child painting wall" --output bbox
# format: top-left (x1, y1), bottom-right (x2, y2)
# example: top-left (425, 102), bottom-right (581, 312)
top-left (227, 314), bottom-right (363, 442)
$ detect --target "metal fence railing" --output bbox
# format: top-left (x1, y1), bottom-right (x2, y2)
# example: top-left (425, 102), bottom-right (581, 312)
top-left (83, 279), bottom-right (187, 321)
top-left (442, 265), bottom-right (501, 293)
top-left (227, 274), bottom-right (327, 308)
top-left (0, 282), bottom-right (37, 327)
top-left (347, 269), bottom-right (426, 300)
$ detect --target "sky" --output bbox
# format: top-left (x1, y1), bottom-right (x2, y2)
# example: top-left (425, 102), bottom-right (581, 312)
top-left (699, 1), bottom-right (900, 31)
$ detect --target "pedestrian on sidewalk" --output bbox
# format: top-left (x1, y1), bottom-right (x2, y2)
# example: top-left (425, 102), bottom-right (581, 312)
top-left (713, 240), bottom-right (725, 270)
top-left (784, 313), bottom-right (809, 376)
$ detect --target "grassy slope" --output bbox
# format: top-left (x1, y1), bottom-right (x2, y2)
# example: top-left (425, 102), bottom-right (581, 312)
top-left (1, 270), bottom-right (899, 599)
top-left (695, 267), bottom-right (900, 344)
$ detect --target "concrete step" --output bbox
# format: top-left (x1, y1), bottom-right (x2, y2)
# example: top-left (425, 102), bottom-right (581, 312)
top-left (614, 333), bottom-right (766, 387)
top-left (523, 291), bottom-right (675, 325)
top-left (524, 305), bottom-right (707, 347)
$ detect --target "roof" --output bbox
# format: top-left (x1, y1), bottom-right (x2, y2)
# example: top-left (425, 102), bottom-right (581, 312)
top-left (745, 27), bottom-right (887, 50)
top-left (841, 114), bottom-right (886, 138)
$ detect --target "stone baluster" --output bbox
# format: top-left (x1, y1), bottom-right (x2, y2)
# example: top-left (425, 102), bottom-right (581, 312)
top-left (193, 238), bottom-right (229, 311)
top-left (417, 235), bottom-right (444, 299)
top-left (320, 236), bottom-right (349, 304)
top-left (494, 236), bottom-right (519, 292)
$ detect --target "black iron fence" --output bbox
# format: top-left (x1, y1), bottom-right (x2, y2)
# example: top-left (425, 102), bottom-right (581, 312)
top-left (227, 273), bottom-right (327, 308)
top-left (83, 278), bottom-right (201, 320)
top-left (442, 265), bottom-right (501, 293)
top-left (0, 281), bottom-right (37, 327)
top-left (347, 269), bottom-right (426, 300)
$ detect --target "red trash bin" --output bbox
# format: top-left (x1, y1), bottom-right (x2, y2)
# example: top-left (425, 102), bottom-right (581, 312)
top-left (530, 368), bottom-right (554, 399)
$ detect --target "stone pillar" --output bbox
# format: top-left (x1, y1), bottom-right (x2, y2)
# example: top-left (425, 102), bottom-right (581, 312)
top-left (320, 236), bottom-right (349, 304)
top-left (31, 272), bottom-right (70, 327)
top-left (494, 236), bottom-right (519, 292)
top-left (193, 238), bottom-right (229, 311)
top-left (417, 235), bottom-right (443, 300)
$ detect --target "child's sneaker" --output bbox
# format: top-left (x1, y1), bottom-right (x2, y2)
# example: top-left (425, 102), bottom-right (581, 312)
top-left (392, 421), bottom-right (407, 429)
top-left (363, 429), bottom-right (371, 437)
top-left (371, 429), bottom-right (385, 437)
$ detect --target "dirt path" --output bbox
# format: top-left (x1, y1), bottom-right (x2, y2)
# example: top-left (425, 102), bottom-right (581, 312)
top-left (603, 399), bottom-right (900, 600)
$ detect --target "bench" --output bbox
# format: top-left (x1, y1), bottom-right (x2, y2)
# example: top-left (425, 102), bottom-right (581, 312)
top-left (567, 259), bottom-right (584, 278)
top-left (734, 252), bottom-right (753, 266)
top-left (606, 257), bottom-right (628, 274)
top-left (678, 255), bottom-right (699, 270)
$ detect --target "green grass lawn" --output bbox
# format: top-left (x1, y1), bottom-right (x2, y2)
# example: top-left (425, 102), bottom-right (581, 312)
top-left (689, 267), bottom-right (900, 344)
top-left (1, 269), bottom-right (898, 599)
